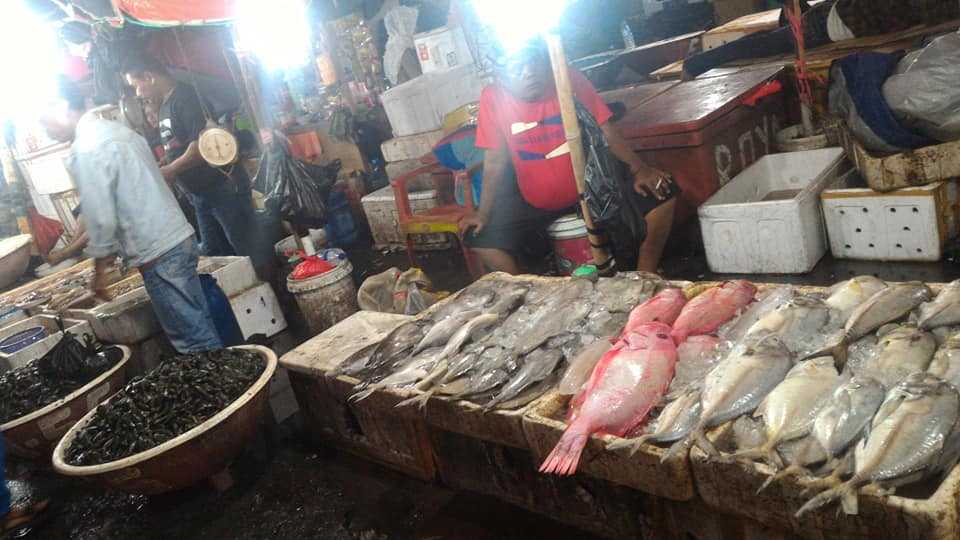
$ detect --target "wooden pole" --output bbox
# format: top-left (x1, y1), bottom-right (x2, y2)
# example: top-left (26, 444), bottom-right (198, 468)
top-left (543, 33), bottom-right (615, 275)
top-left (792, 0), bottom-right (815, 137)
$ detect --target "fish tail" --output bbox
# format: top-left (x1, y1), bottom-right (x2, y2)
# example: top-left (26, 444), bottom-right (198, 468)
top-left (662, 432), bottom-right (695, 463)
top-left (606, 434), bottom-right (651, 456)
top-left (731, 442), bottom-right (783, 470)
top-left (695, 429), bottom-right (720, 459)
top-left (758, 464), bottom-right (804, 494)
top-left (349, 387), bottom-right (377, 403)
top-left (539, 426), bottom-right (589, 476)
top-left (795, 479), bottom-right (858, 518)
top-left (395, 389), bottom-right (435, 410)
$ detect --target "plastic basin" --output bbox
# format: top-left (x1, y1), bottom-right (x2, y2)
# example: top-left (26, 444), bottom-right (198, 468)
top-left (0, 327), bottom-right (47, 354)
top-left (52, 345), bottom-right (277, 494)
top-left (0, 235), bottom-right (33, 290)
top-left (1, 345), bottom-right (130, 460)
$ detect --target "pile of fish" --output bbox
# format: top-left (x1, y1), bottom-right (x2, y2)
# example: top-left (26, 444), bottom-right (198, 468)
top-left (604, 276), bottom-right (960, 518)
top-left (65, 349), bottom-right (264, 466)
top-left (0, 332), bottom-right (121, 425)
top-left (338, 274), bottom-right (665, 412)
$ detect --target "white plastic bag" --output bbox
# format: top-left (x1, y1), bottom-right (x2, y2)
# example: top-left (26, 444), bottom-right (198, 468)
top-left (883, 31), bottom-right (960, 142)
top-left (383, 6), bottom-right (420, 85)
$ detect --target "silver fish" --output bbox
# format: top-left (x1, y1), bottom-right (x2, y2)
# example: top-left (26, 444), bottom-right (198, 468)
top-left (744, 295), bottom-right (835, 357)
top-left (483, 286), bottom-right (528, 316)
top-left (454, 346), bottom-right (519, 398)
top-left (514, 280), bottom-right (594, 355)
top-left (594, 274), bottom-right (662, 313)
top-left (413, 309), bottom-right (482, 354)
top-left (608, 389), bottom-right (702, 455)
top-left (918, 280), bottom-right (960, 330)
top-left (809, 282), bottom-right (933, 365)
top-left (733, 356), bottom-right (841, 468)
top-left (798, 373), bottom-right (959, 517)
top-left (763, 375), bottom-right (887, 493)
top-left (558, 339), bottom-right (612, 395)
top-left (345, 320), bottom-right (428, 380)
top-left (868, 324), bottom-right (936, 388)
top-left (929, 333), bottom-right (960, 388)
top-left (352, 347), bottom-right (445, 401)
top-left (824, 276), bottom-right (888, 323)
top-left (665, 336), bottom-right (793, 460)
top-left (718, 286), bottom-right (795, 345)
top-left (484, 348), bottom-right (564, 409)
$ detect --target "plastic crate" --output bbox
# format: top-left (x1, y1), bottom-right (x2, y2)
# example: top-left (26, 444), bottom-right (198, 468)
top-left (821, 181), bottom-right (959, 262)
top-left (699, 147), bottom-right (847, 274)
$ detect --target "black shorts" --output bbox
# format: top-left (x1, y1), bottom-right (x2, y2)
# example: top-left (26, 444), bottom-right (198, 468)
top-left (465, 166), bottom-right (678, 256)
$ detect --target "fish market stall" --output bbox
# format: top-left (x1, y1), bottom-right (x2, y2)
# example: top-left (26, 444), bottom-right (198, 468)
top-left (282, 271), bottom-right (960, 539)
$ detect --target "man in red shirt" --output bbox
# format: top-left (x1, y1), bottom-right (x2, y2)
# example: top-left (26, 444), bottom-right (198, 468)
top-left (461, 39), bottom-right (677, 274)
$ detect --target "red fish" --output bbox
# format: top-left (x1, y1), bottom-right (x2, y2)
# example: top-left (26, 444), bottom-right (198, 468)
top-left (622, 288), bottom-right (687, 335)
top-left (540, 322), bottom-right (678, 476)
top-left (671, 281), bottom-right (757, 344)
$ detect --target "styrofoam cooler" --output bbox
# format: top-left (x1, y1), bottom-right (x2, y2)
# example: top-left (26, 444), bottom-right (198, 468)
top-left (381, 130), bottom-right (444, 163)
top-left (380, 65), bottom-right (486, 137)
top-left (821, 181), bottom-right (959, 262)
top-left (361, 185), bottom-right (452, 250)
top-left (699, 147), bottom-right (846, 274)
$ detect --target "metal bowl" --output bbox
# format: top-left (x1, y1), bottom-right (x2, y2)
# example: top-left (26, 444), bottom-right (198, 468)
top-left (1, 345), bottom-right (130, 459)
top-left (51, 345), bottom-right (277, 494)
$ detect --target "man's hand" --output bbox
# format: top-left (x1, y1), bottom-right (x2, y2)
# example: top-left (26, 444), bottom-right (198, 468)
top-left (91, 270), bottom-right (111, 301)
top-left (631, 164), bottom-right (674, 201)
top-left (460, 214), bottom-right (488, 236)
top-left (159, 164), bottom-right (178, 184)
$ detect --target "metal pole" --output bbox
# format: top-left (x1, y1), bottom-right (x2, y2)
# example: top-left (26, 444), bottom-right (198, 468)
top-left (543, 33), bottom-right (614, 275)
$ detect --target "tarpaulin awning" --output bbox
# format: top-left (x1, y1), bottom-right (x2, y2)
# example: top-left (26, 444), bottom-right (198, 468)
top-left (116, 0), bottom-right (237, 26)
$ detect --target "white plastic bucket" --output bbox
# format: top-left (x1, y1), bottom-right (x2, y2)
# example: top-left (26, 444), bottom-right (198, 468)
top-left (546, 215), bottom-right (593, 275)
top-left (286, 260), bottom-right (358, 336)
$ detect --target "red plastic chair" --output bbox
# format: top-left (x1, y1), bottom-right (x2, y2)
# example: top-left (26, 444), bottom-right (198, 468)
top-left (391, 160), bottom-right (484, 279)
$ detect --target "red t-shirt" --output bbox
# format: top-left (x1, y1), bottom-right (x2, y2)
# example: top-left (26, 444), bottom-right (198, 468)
top-left (475, 69), bottom-right (612, 210)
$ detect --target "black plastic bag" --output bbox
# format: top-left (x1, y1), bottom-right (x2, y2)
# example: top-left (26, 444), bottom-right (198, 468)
top-left (577, 102), bottom-right (645, 239)
top-left (254, 139), bottom-right (340, 227)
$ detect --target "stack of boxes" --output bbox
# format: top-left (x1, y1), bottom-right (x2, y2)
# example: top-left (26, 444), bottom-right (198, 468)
top-left (366, 25), bottom-right (488, 250)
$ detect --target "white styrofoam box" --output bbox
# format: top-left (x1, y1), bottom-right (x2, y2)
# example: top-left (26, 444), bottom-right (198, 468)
top-left (821, 181), bottom-right (959, 262)
top-left (361, 185), bottom-right (453, 250)
top-left (0, 316), bottom-right (91, 372)
top-left (229, 282), bottom-right (287, 339)
top-left (699, 148), bottom-right (846, 274)
top-left (381, 130), bottom-right (444, 163)
top-left (381, 65), bottom-right (486, 137)
top-left (414, 26), bottom-right (475, 73)
top-left (203, 256), bottom-right (259, 297)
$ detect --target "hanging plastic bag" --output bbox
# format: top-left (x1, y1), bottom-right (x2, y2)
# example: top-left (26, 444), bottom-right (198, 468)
top-left (255, 139), bottom-right (340, 227)
top-left (883, 31), bottom-right (960, 143)
top-left (357, 267), bottom-right (401, 312)
top-left (576, 102), bottom-right (646, 239)
top-left (383, 6), bottom-right (421, 85)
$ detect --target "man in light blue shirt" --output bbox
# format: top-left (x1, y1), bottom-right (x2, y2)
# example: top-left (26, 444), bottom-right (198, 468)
top-left (41, 78), bottom-right (221, 353)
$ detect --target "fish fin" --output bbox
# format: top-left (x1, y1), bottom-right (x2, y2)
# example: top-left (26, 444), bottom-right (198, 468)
top-left (840, 484), bottom-right (860, 515)
top-left (395, 389), bottom-right (435, 411)
top-left (539, 427), bottom-right (589, 476)
top-left (798, 464), bottom-right (846, 495)
top-left (795, 480), bottom-right (857, 518)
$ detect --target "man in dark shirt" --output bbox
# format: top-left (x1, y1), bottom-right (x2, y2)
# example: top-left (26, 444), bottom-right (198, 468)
top-left (123, 55), bottom-right (261, 268)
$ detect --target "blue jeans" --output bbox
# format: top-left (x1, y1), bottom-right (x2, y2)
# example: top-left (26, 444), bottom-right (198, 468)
top-left (141, 237), bottom-right (223, 353)
top-left (188, 185), bottom-right (257, 258)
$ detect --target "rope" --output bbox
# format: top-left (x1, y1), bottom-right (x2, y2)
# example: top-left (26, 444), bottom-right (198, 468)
top-left (785, 6), bottom-right (815, 109)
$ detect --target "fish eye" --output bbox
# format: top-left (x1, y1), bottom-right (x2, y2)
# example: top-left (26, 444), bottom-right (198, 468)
top-left (657, 333), bottom-right (669, 340)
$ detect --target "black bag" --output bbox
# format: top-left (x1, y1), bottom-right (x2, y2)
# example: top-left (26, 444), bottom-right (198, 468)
top-left (576, 102), bottom-right (646, 240)
top-left (254, 139), bottom-right (339, 227)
